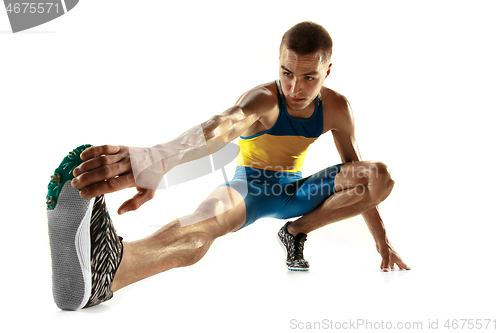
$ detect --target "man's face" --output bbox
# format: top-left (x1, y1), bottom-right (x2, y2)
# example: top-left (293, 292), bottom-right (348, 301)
top-left (279, 48), bottom-right (331, 111)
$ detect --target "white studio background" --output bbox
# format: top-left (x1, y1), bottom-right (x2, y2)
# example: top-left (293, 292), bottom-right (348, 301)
top-left (1, 1), bottom-right (498, 332)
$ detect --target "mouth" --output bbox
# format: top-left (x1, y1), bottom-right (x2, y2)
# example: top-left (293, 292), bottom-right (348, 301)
top-left (289, 96), bottom-right (306, 102)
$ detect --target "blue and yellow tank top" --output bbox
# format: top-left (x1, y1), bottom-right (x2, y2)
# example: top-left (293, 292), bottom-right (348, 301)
top-left (236, 80), bottom-right (323, 173)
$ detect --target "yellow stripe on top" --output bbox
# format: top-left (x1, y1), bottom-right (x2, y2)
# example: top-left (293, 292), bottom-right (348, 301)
top-left (236, 80), bottom-right (324, 173)
top-left (237, 134), bottom-right (318, 173)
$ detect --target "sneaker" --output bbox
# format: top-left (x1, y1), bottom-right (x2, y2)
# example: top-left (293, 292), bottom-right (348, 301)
top-left (46, 144), bottom-right (123, 310)
top-left (277, 221), bottom-right (310, 271)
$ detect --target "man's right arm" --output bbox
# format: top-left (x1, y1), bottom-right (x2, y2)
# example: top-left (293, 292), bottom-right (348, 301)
top-left (71, 84), bottom-right (276, 214)
top-left (156, 85), bottom-right (275, 174)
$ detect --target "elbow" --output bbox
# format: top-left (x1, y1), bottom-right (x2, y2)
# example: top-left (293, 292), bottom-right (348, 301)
top-left (203, 115), bottom-right (235, 152)
top-left (204, 105), bottom-right (248, 146)
top-left (341, 153), bottom-right (361, 164)
top-left (203, 115), bottom-right (224, 142)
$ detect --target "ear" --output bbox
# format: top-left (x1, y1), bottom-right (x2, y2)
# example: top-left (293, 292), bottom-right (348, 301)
top-left (325, 63), bottom-right (332, 78)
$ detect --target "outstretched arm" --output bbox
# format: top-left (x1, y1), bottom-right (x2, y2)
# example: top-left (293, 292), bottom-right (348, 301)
top-left (71, 85), bottom-right (276, 214)
top-left (330, 94), bottom-right (410, 271)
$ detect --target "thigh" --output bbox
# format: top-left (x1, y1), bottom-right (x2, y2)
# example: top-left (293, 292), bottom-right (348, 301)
top-left (276, 163), bottom-right (345, 219)
top-left (180, 186), bottom-right (247, 236)
top-left (333, 160), bottom-right (379, 192)
top-left (220, 178), bottom-right (283, 230)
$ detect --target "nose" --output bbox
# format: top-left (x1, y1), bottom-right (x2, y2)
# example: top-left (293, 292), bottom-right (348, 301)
top-left (290, 78), bottom-right (301, 95)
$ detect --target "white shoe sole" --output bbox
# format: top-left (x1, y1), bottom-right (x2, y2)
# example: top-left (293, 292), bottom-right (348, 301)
top-left (47, 181), bottom-right (95, 311)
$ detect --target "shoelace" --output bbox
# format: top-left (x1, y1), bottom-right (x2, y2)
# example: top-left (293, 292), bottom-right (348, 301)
top-left (293, 233), bottom-right (307, 261)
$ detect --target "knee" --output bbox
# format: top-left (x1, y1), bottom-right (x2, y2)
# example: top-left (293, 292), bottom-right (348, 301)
top-left (367, 161), bottom-right (395, 200)
top-left (186, 197), bottom-right (223, 227)
top-left (195, 197), bottom-right (226, 219)
top-left (179, 232), bottom-right (214, 267)
top-left (192, 195), bottom-right (241, 236)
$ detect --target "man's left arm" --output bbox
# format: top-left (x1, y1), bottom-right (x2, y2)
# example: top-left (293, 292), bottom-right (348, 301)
top-left (329, 94), bottom-right (410, 271)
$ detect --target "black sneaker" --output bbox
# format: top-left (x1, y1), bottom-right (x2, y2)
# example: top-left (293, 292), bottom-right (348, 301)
top-left (277, 221), bottom-right (309, 271)
top-left (46, 145), bottom-right (123, 310)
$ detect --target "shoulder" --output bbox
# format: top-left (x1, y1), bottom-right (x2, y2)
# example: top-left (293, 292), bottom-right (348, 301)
top-left (235, 82), bottom-right (279, 110)
top-left (321, 86), bottom-right (351, 115)
top-left (234, 82), bottom-right (280, 137)
top-left (321, 86), bottom-right (354, 133)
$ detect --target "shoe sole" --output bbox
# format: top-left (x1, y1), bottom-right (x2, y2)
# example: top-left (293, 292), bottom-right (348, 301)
top-left (276, 233), bottom-right (309, 272)
top-left (47, 145), bottom-right (94, 311)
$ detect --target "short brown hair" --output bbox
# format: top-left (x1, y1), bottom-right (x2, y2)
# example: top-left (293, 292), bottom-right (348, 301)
top-left (280, 21), bottom-right (333, 62)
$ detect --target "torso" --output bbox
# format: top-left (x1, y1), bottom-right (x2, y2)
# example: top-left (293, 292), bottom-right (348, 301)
top-left (236, 80), bottom-right (345, 173)
top-left (240, 81), bottom-right (345, 138)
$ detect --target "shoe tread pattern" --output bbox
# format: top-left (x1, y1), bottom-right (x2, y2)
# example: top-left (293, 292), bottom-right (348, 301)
top-left (47, 182), bottom-right (93, 310)
top-left (84, 195), bottom-right (123, 308)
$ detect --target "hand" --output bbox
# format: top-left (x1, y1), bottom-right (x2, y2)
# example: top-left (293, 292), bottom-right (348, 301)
top-left (376, 243), bottom-right (411, 272)
top-left (72, 145), bottom-right (159, 215)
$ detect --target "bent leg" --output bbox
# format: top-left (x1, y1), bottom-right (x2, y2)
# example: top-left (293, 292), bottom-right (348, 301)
top-left (287, 161), bottom-right (394, 236)
top-left (111, 186), bottom-right (246, 291)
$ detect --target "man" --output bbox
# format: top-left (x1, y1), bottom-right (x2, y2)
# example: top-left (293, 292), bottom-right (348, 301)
top-left (46, 21), bottom-right (409, 311)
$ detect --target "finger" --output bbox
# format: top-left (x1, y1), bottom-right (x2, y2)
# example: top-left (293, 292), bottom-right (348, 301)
top-left (118, 189), bottom-right (156, 215)
top-left (79, 172), bottom-right (136, 199)
top-left (74, 153), bottom-right (126, 177)
top-left (72, 158), bottom-right (132, 190)
top-left (80, 145), bottom-right (122, 161)
top-left (381, 259), bottom-right (390, 272)
top-left (396, 261), bottom-right (411, 271)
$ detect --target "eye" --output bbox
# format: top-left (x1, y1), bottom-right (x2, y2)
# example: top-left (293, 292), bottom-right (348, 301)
top-left (306, 76), bottom-right (314, 81)
top-left (283, 72), bottom-right (292, 77)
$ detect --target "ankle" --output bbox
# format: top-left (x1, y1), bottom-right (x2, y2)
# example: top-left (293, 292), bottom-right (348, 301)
top-left (111, 241), bottom-right (131, 292)
top-left (287, 223), bottom-right (299, 237)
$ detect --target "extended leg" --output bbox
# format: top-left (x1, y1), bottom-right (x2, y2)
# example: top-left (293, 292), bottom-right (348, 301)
top-left (111, 186), bottom-right (246, 291)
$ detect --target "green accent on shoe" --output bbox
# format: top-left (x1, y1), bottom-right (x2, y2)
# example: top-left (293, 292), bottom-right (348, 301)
top-left (46, 144), bottom-right (92, 210)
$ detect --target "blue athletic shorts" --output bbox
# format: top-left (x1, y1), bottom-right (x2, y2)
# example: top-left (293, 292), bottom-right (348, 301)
top-left (218, 163), bottom-right (345, 230)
